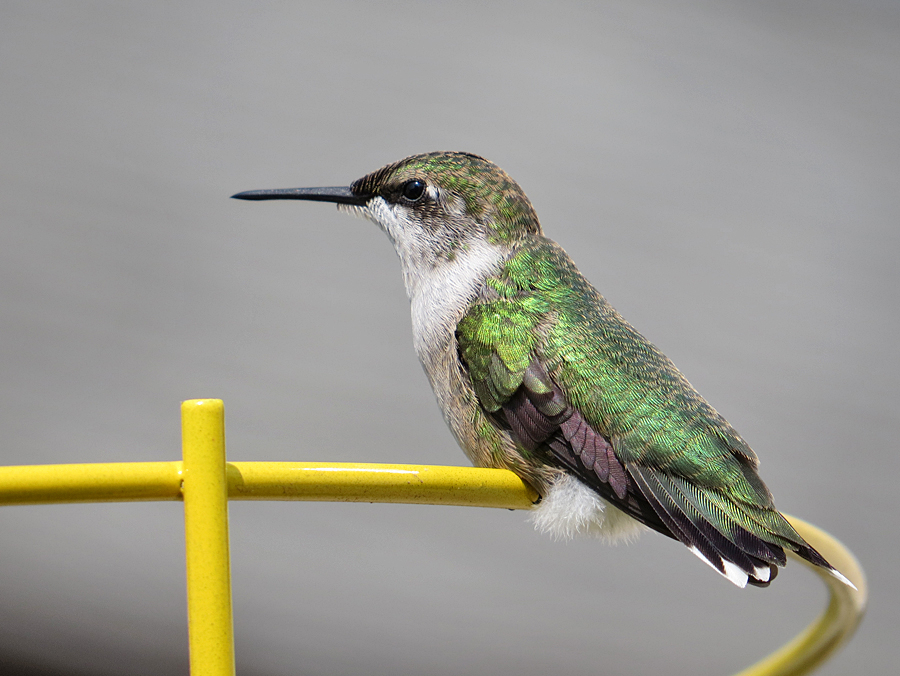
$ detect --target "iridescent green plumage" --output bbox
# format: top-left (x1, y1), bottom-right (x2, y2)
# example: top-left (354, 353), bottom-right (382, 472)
top-left (456, 236), bottom-right (826, 581)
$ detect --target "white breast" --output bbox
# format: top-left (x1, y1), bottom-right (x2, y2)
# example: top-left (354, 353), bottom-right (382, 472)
top-left (407, 240), bottom-right (505, 361)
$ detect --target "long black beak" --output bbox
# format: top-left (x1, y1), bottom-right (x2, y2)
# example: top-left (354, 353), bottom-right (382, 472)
top-left (231, 186), bottom-right (368, 206)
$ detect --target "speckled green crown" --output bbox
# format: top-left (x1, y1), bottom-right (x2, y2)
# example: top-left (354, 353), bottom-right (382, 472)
top-left (351, 151), bottom-right (543, 242)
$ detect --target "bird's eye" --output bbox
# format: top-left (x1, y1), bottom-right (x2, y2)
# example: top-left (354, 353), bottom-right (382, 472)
top-left (401, 179), bottom-right (426, 202)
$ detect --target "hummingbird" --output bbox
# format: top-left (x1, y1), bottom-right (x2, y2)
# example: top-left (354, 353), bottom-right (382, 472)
top-left (233, 151), bottom-right (852, 589)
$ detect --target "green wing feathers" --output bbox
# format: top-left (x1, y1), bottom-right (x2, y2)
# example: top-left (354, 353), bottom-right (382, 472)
top-left (459, 238), bottom-right (762, 494)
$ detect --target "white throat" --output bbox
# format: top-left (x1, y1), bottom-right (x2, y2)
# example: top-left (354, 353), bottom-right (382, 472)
top-left (342, 197), bottom-right (506, 360)
top-left (406, 238), bottom-right (504, 360)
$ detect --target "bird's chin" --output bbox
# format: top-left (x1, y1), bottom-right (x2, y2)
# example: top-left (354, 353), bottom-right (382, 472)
top-left (336, 202), bottom-right (371, 222)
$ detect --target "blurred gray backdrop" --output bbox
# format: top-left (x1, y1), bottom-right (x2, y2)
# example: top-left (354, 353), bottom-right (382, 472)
top-left (1, 2), bottom-right (897, 675)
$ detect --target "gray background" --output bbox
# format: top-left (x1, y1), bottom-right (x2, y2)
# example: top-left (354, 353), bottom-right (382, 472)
top-left (1, 1), bottom-right (897, 675)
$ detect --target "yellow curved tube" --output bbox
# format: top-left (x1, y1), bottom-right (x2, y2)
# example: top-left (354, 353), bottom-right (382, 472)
top-left (736, 516), bottom-right (867, 676)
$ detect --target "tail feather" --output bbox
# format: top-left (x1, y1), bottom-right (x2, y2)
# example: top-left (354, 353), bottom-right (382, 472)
top-left (733, 500), bottom-right (856, 588)
top-left (629, 466), bottom-right (772, 588)
top-left (629, 464), bottom-right (857, 588)
top-left (670, 476), bottom-right (788, 566)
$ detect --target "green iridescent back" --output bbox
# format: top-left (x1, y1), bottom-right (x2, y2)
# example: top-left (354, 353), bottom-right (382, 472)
top-left (462, 239), bottom-right (773, 503)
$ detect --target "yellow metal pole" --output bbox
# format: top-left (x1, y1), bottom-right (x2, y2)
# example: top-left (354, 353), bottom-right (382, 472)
top-left (225, 461), bottom-right (538, 508)
top-left (0, 461), bottom-right (182, 505)
top-left (181, 399), bottom-right (235, 676)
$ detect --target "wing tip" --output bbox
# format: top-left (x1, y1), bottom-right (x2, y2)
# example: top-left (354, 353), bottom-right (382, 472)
top-left (825, 566), bottom-right (858, 590)
top-left (791, 543), bottom-right (858, 590)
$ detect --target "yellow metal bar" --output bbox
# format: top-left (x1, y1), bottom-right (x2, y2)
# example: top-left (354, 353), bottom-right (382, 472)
top-left (226, 461), bottom-right (539, 508)
top-left (0, 462), bottom-right (182, 505)
top-left (0, 460), bottom-right (537, 509)
top-left (181, 399), bottom-right (235, 676)
top-left (0, 399), bottom-right (866, 676)
top-left (734, 515), bottom-right (866, 676)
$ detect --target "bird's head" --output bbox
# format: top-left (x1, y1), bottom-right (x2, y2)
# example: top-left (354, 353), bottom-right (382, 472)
top-left (233, 151), bottom-right (542, 267)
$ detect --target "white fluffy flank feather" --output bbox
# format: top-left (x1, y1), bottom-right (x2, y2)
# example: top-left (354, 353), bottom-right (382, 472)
top-left (529, 473), bottom-right (646, 544)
